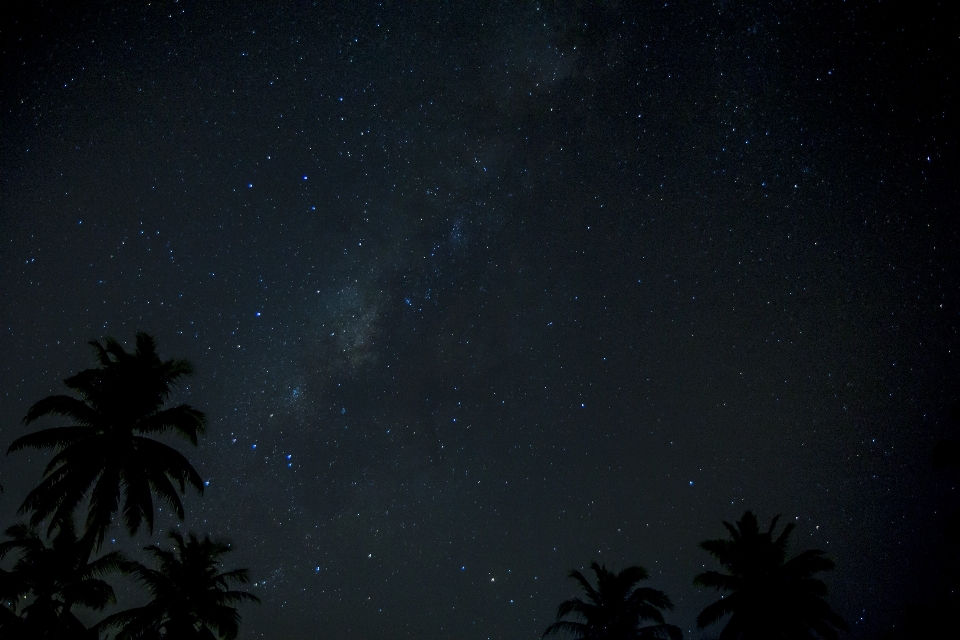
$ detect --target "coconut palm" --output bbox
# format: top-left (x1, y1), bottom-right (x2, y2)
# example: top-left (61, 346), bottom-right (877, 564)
top-left (7, 333), bottom-right (205, 549)
top-left (0, 522), bottom-right (124, 639)
top-left (98, 531), bottom-right (259, 640)
top-left (543, 562), bottom-right (682, 640)
top-left (694, 511), bottom-right (847, 640)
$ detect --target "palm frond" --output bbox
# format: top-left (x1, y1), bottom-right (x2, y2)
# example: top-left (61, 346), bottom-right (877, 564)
top-left (615, 564), bottom-right (649, 586)
top-left (120, 465), bottom-right (154, 535)
top-left (217, 567), bottom-right (252, 585)
top-left (205, 603), bottom-right (243, 640)
top-left (630, 603), bottom-right (667, 625)
top-left (569, 569), bottom-right (599, 604)
top-left (766, 514), bottom-right (781, 535)
top-left (146, 470), bottom-right (187, 521)
top-left (215, 589), bottom-right (262, 606)
top-left (166, 529), bottom-right (187, 551)
top-left (628, 586), bottom-right (674, 611)
top-left (158, 358), bottom-right (195, 389)
top-left (41, 434), bottom-right (103, 476)
top-left (699, 539), bottom-right (732, 562)
top-left (693, 570), bottom-right (739, 591)
top-left (637, 622), bottom-right (683, 640)
top-left (95, 603), bottom-right (164, 639)
top-left (22, 395), bottom-right (97, 427)
top-left (20, 463), bottom-right (100, 536)
top-left (696, 596), bottom-right (736, 629)
top-left (0, 523), bottom-right (43, 561)
top-left (782, 549), bottom-right (834, 577)
top-left (556, 598), bottom-right (592, 621)
top-left (735, 511), bottom-right (760, 536)
top-left (136, 405), bottom-right (206, 443)
top-left (63, 367), bottom-right (103, 400)
top-left (63, 577), bottom-right (116, 610)
top-left (7, 425), bottom-right (94, 454)
top-left (772, 521), bottom-right (796, 551)
top-left (721, 519), bottom-right (740, 541)
top-left (88, 338), bottom-right (114, 367)
top-left (133, 333), bottom-right (158, 360)
top-left (84, 466), bottom-right (122, 547)
top-left (126, 563), bottom-right (168, 599)
top-left (84, 551), bottom-right (129, 579)
top-left (543, 620), bottom-right (588, 638)
top-left (134, 438), bottom-right (205, 493)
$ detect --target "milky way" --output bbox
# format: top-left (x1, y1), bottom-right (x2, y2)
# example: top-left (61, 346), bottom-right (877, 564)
top-left (1, 2), bottom-right (957, 639)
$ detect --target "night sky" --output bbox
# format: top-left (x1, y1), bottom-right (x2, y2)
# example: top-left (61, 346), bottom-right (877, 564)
top-left (1, 1), bottom-right (958, 639)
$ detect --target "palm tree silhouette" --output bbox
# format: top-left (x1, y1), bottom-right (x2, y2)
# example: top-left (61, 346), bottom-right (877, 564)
top-left (543, 562), bottom-right (682, 640)
top-left (694, 511), bottom-right (847, 640)
top-left (98, 531), bottom-right (259, 640)
top-left (0, 522), bottom-right (124, 639)
top-left (7, 333), bottom-right (205, 548)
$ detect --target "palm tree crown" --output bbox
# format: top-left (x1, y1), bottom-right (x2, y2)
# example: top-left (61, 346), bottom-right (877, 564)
top-left (99, 531), bottom-right (259, 640)
top-left (544, 562), bottom-right (682, 640)
top-left (694, 511), bottom-right (847, 640)
top-left (7, 332), bottom-right (206, 548)
top-left (0, 521), bottom-right (124, 639)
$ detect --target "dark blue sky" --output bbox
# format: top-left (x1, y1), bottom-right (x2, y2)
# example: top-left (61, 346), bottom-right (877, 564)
top-left (1, 2), bottom-right (957, 638)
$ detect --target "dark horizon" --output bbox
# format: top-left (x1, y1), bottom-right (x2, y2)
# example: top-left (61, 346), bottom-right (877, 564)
top-left (1, 1), bottom-right (957, 638)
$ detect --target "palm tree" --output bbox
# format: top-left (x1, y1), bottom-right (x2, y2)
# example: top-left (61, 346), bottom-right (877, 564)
top-left (98, 531), bottom-right (259, 640)
top-left (0, 522), bottom-right (124, 639)
top-left (543, 562), bottom-right (682, 640)
top-left (694, 511), bottom-right (847, 640)
top-left (7, 333), bottom-right (205, 548)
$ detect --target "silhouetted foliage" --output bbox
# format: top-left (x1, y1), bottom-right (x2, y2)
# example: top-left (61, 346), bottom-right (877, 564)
top-left (1, 333), bottom-right (260, 639)
top-left (694, 511), bottom-right (847, 640)
top-left (543, 561), bottom-right (682, 640)
top-left (0, 521), bottom-right (123, 639)
top-left (98, 531), bottom-right (259, 640)
top-left (7, 333), bottom-right (206, 549)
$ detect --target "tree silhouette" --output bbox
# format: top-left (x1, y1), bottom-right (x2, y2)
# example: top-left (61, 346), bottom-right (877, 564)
top-left (7, 333), bottom-right (205, 548)
top-left (543, 562), bottom-right (682, 640)
top-left (0, 521), bottom-right (124, 639)
top-left (98, 531), bottom-right (259, 640)
top-left (694, 511), bottom-right (847, 640)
